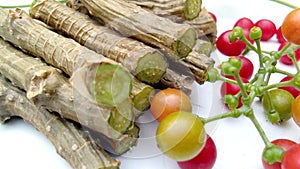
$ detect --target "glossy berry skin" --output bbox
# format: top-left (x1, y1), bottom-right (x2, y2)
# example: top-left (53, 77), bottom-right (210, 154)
top-left (255, 19), bottom-right (277, 41)
top-left (150, 88), bottom-right (192, 122)
top-left (208, 11), bottom-right (217, 23)
top-left (276, 26), bottom-right (287, 43)
top-left (220, 77), bottom-right (249, 108)
top-left (279, 76), bottom-right (300, 98)
top-left (281, 144), bottom-right (300, 169)
top-left (224, 56), bottom-right (254, 80)
top-left (233, 17), bottom-right (254, 31)
top-left (281, 8), bottom-right (300, 45)
top-left (177, 134), bottom-right (217, 169)
top-left (262, 139), bottom-right (297, 169)
top-left (278, 42), bottom-right (300, 65)
top-left (216, 30), bottom-right (246, 56)
top-left (262, 89), bottom-right (294, 123)
top-left (156, 112), bottom-right (206, 162)
top-left (291, 95), bottom-right (300, 127)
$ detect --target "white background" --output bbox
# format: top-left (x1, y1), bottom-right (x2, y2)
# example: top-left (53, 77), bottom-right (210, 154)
top-left (1, 0), bottom-right (300, 169)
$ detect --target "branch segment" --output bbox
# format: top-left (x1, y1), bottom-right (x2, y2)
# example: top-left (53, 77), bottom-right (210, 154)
top-left (79, 0), bottom-right (197, 59)
top-left (0, 38), bottom-right (138, 155)
top-left (0, 8), bottom-right (132, 108)
top-left (0, 75), bottom-right (120, 169)
top-left (30, 0), bottom-right (168, 84)
top-left (64, 0), bottom-right (215, 84)
top-left (124, 0), bottom-right (202, 20)
top-left (30, 0), bottom-right (194, 92)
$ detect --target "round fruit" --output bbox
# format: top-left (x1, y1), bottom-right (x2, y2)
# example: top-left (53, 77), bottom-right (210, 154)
top-left (281, 8), bottom-right (300, 45)
top-left (150, 88), bottom-right (192, 122)
top-left (291, 95), bottom-right (300, 127)
top-left (279, 76), bottom-right (300, 98)
top-left (276, 26), bottom-right (287, 43)
top-left (216, 30), bottom-right (246, 56)
top-left (208, 11), bottom-right (217, 23)
top-left (177, 134), bottom-right (217, 169)
top-left (224, 56), bottom-right (254, 80)
top-left (262, 139), bottom-right (297, 169)
top-left (220, 77), bottom-right (249, 108)
top-left (233, 17), bottom-right (254, 31)
top-left (278, 41), bottom-right (300, 65)
top-left (156, 112), bottom-right (206, 161)
top-left (255, 19), bottom-right (277, 41)
top-left (281, 144), bottom-right (300, 169)
top-left (262, 89), bottom-right (295, 123)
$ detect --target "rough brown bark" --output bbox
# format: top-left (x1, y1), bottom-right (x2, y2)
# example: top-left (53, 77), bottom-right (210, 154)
top-left (0, 75), bottom-right (120, 169)
top-left (64, 0), bottom-right (215, 84)
top-left (166, 8), bottom-right (217, 44)
top-left (124, 0), bottom-right (202, 20)
top-left (31, 0), bottom-right (194, 92)
top-left (0, 37), bottom-right (138, 155)
top-left (78, 0), bottom-right (197, 59)
top-left (30, 0), bottom-right (168, 84)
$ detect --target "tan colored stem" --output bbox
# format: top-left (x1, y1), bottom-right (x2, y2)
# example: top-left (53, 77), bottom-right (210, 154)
top-left (79, 0), bottom-right (197, 59)
top-left (30, 0), bottom-right (168, 84)
top-left (0, 75), bottom-right (120, 169)
top-left (0, 38), bottom-right (138, 155)
top-left (125, 0), bottom-right (202, 20)
top-left (31, 0), bottom-right (193, 93)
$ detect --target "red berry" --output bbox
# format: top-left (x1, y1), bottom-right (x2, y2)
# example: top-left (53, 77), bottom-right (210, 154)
top-left (279, 76), bottom-right (300, 98)
top-left (208, 11), bottom-right (217, 23)
top-left (255, 19), bottom-right (277, 41)
top-left (216, 30), bottom-right (246, 56)
top-left (278, 41), bottom-right (300, 65)
top-left (276, 26), bottom-right (287, 43)
top-left (223, 56), bottom-right (254, 80)
top-left (221, 76), bottom-right (249, 108)
top-left (177, 135), bottom-right (217, 169)
top-left (262, 139), bottom-right (297, 169)
top-left (234, 17), bottom-right (254, 31)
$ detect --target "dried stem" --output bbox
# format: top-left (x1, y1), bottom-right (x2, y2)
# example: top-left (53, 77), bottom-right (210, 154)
top-left (124, 0), bottom-right (202, 20)
top-left (0, 75), bottom-right (120, 169)
top-left (31, 0), bottom-right (194, 92)
top-left (79, 0), bottom-right (197, 59)
top-left (30, 0), bottom-right (168, 84)
top-left (0, 38), bottom-right (138, 155)
top-left (0, 8), bottom-right (133, 109)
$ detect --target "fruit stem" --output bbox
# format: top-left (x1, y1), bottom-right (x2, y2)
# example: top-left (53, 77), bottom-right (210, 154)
top-left (270, 0), bottom-right (298, 9)
top-left (234, 74), bottom-right (249, 101)
top-left (290, 53), bottom-right (300, 71)
top-left (246, 109), bottom-right (272, 147)
top-left (275, 68), bottom-right (295, 77)
top-left (218, 76), bottom-right (239, 85)
top-left (0, 0), bottom-right (68, 9)
top-left (201, 109), bottom-right (242, 124)
top-left (261, 80), bottom-right (294, 92)
top-left (255, 39), bottom-right (265, 68)
top-left (0, 4), bottom-right (31, 8)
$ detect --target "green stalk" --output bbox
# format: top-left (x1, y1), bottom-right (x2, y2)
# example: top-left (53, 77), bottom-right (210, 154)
top-left (202, 109), bottom-right (241, 124)
top-left (255, 39), bottom-right (264, 68)
top-left (270, 0), bottom-right (298, 9)
top-left (0, 4), bottom-right (31, 8)
top-left (234, 73), bottom-right (249, 100)
top-left (261, 80), bottom-right (294, 92)
top-left (218, 76), bottom-right (239, 85)
top-left (275, 68), bottom-right (295, 77)
top-left (246, 110), bottom-right (272, 147)
top-left (0, 0), bottom-right (67, 8)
